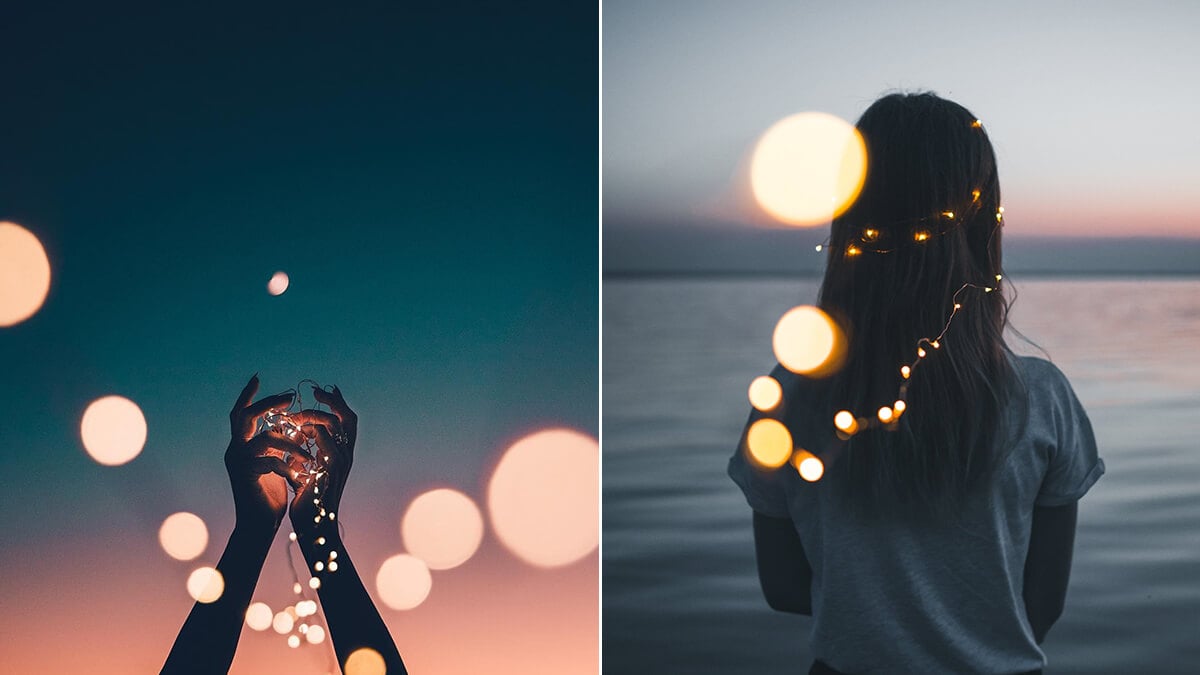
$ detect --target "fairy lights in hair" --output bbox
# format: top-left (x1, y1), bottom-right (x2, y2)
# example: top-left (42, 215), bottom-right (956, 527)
top-left (749, 162), bottom-right (1007, 478)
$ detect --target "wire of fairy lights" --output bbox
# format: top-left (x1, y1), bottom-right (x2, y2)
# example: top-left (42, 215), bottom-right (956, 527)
top-left (251, 380), bottom-right (345, 663)
top-left (752, 117), bottom-right (1007, 477)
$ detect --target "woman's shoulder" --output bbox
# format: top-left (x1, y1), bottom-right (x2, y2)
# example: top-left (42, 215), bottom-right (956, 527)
top-left (1011, 354), bottom-right (1077, 397)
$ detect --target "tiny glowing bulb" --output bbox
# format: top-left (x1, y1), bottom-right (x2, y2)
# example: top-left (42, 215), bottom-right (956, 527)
top-left (998, 206), bottom-right (1005, 214)
top-left (315, 561), bottom-right (324, 572)
top-left (893, 400), bottom-right (907, 414)
top-left (972, 189), bottom-right (980, 202)
top-left (942, 211), bottom-right (954, 219)
top-left (954, 303), bottom-right (962, 309)
top-left (878, 406), bottom-right (894, 423)
top-left (320, 508), bottom-right (327, 516)
top-left (995, 274), bottom-right (1003, 281)
top-left (972, 119), bottom-right (982, 128)
top-left (900, 365), bottom-right (911, 379)
top-left (996, 212), bottom-right (1003, 221)
top-left (815, 244), bottom-right (823, 252)
top-left (918, 347), bottom-right (927, 358)
top-left (329, 513), bottom-right (335, 521)
top-left (299, 623), bottom-right (309, 634)
top-left (931, 340), bottom-right (940, 349)
top-left (293, 582), bottom-right (302, 594)
top-left (795, 452), bottom-right (825, 482)
top-left (289, 532), bottom-right (297, 542)
top-left (314, 486), bottom-right (319, 494)
top-left (862, 227), bottom-right (878, 242)
top-left (914, 230), bottom-right (930, 242)
top-left (834, 410), bottom-right (856, 432)
top-left (316, 537), bottom-right (326, 545)
top-left (985, 287), bottom-right (994, 293)
top-left (309, 577), bottom-right (321, 590)
top-left (314, 516), bottom-right (320, 523)
top-left (328, 561), bottom-right (338, 572)
top-left (329, 551), bottom-right (337, 560)
top-left (846, 244), bottom-right (861, 257)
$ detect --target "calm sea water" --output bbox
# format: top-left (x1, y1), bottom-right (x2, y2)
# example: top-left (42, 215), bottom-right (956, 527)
top-left (602, 277), bottom-right (1200, 674)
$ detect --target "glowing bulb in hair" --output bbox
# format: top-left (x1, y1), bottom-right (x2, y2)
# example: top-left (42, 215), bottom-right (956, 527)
top-left (972, 119), bottom-right (982, 128)
top-left (893, 400), bottom-right (907, 414)
top-left (941, 211), bottom-right (954, 219)
top-left (862, 227), bottom-right (879, 242)
top-left (917, 347), bottom-right (927, 358)
top-left (914, 230), bottom-right (930, 242)
top-left (900, 365), bottom-right (911, 379)
top-left (793, 450), bottom-right (825, 482)
top-left (877, 406), bottom-right (894, 423)
top-left (846, 244), bottom-right (862, 257)
top-left (971, 189), bottom-right (980, 202)
top-left (833, 410), bottom-right (858, 434)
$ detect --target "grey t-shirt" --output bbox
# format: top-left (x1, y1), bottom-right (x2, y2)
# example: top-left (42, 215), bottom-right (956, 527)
top-left (728, 356), bottom-right (1104, 674)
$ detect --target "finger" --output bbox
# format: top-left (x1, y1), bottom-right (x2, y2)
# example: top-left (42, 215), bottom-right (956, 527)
top-left (245, 392), bottom-right (296, 422)
top-left (287, 409), bottom-right (343, 435)
top-left (311, 423), bottom-right (350, 465)
top-left (312, 386), bottom-right (357, 429)
top-left (246, 432), bottom-right (313, 463)
top-left (230, 375), bottom-right (260, 428)
top-left (250, 455), bottom-right (302, 490)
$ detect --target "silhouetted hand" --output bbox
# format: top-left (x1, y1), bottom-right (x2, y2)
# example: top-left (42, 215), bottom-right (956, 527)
top-left (287, 385), bottom-right (356, 538)
top-left (225, 374), bottom-right (311, 535)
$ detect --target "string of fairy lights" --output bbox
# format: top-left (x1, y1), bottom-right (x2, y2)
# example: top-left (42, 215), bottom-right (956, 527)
top-left (747, 118), bottom-right (1007, 479)
top-left (255, 380), bottom-right (343, 662)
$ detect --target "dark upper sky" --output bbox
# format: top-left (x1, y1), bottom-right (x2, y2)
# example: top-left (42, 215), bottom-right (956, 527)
top-left (1, 4), bottom-right (597, 670)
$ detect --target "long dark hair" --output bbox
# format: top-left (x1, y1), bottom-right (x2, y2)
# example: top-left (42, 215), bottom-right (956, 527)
top-left (817, 92), bottom-right (1020, 520)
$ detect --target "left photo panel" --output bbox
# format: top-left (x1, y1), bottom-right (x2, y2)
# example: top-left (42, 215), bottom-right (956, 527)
top-left (0, 3), bottom-right (598, 673)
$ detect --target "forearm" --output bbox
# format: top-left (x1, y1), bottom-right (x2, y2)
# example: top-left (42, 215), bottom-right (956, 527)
top-left (753, 511), bottom-right (813, 615)
top-left (298, 522), bottom-right (407, 674)
top-left (163, 525), bottom-right (276, 673)
top-left (1023, 503), bottom-right (1078, 644)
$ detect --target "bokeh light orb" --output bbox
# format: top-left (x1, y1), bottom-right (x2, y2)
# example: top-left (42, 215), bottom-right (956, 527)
top-left (287, 635), bottom-right (301, 648)
top-left (267, 271), bottom-right (290, 296)
top-left (376, 554), bottom-right (432, 611)
top-left (401, 488), bottom-right (484, 571)
top-left (186, 566), bottom-right (224, 604)
top-left (272, 609), bottom-right (295, 634)
top-left (345, 647), bottom-right (386, 675)
top-left (487, 428), bottom-right (599, 568)
top-left (80, 395), bottom-right (147, 466)
top-left (245, 602), bottom-right (273, 631)
top-left (305, 624), bottom-right (326, 645)
top-left (772, 306), bottom-right (845, 376)
top-left (793, 450), bottom-right (825, 482)
top-left (748, 375), bottom-right (783, 412)
top-left (0, 222), bottom-right (52, 327)
top-left (750, 112), bottom-right (867, 226)
top-left (158, 512), bottom-right (209, 561)
top-left (745, 418), bottom-right (792, 469)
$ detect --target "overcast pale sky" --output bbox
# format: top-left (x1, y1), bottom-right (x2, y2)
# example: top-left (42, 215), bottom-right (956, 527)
top-left (604, 0), bottom-right (1200, 238)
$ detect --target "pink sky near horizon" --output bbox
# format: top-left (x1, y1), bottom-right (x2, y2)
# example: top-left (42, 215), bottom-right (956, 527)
top-left (1, 521), bottom-right (597, 674)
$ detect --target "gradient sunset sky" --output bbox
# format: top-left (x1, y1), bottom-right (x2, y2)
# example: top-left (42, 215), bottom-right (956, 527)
top-left (604, 1), bottom-right (1200, 239)
top-left (0, 2), bottom-right (597, 673)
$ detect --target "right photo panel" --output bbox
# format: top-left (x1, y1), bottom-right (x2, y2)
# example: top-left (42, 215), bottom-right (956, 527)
top-left (602, 2), bottom-right (1200, 674)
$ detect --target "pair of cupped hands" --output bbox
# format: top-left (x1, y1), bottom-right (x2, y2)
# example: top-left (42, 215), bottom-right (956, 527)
top-left (225, 374), bottom-right (357, 538)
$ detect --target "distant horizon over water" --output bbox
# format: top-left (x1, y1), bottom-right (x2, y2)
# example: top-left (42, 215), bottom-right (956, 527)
top-left (603, 277), bottom-right (1200, 674)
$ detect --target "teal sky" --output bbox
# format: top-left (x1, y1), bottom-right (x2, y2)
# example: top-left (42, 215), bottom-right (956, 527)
top-left (0, 5), bottom-right (598, 670)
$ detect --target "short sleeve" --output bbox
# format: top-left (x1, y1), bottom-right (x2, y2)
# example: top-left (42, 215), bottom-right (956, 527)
top-left (1035, 364), bottom-right (1105, 507)
top-left (728, 438), bottom-right (793, 518)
